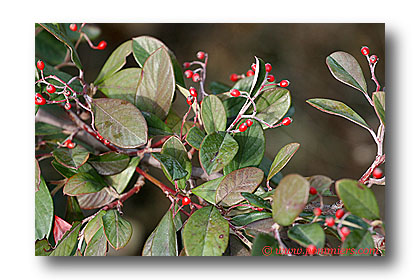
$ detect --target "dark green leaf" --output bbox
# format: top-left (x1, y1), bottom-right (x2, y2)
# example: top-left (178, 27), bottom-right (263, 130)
top-left (102, 210), bottom-right (133, 250)
top-left (210, 81), bottom-right (231, 94)
top-left (63, 172), bottom-right (107, 196)
top-left (267, 143), bottom-right (300, 181)
top-left (306, 98), bottom-right (371, 130)
top-left (199, 132), bottom-right (239, 175)
top-left (182, 206), bottom-right (229, 256)
top-left (88, 152), bottom-right (130, 176)
top-left (255, 88), bottom-right (291, 129)
top-left (191, 176), bottom-right (225, 205)
top-left (51, 159), bottom-right (77, 178)
top-left (251, 233), bottom-right (278, 256)
top-left (307, 175), bottom-right (334, 200)
top-left (258, 157), bottom-right (283, 185)
top-left (230, 212), bottom-right (272, 227)
top-left (341, 229), bottom-right (375, 256)
top-left (52, 145), bottom-right (90, 170)
top-left (152, 153), bottom-right (188, 181)
top-left (105, 157), bottom-right (141, 193)
top-left (35, 239), bottom-right (52, 256)
top-left (35, 122), bottom-right (63, 136)
top-left (97, 68), bottom-right (141, 104)
top-left (201, 95), bottom-right (227, 134)
top-left (335, 179), bottom-right (380, 220)
top-left (65, 196), bottom-right (84, 223)
top-left (272, 174), bottom-right (309, 226)
top-left (326, 51), bottom-right (367, 94)
top-left (232, 75), bottom-right (254, 92)
top-left (186, 126), bottom-right (206, 150)
top-left (287, 223), bottom-right (325, 249)
top-left (50, 222), bottom-right (81, 256)
top-left (84, 228), bottom-right (108, 256)
top-left (93, 98), bottom-right (148, 148)
top-left (35, 29), bottom-right (67, 65)
top-left (241, 192), bottom-right (271, 210)
top-left (35, 176), bottom-right (54, 240)
top-left (249, 57), bottom-right (267, 97)
top-left (142, 111), bottom-right (173, 136)
top-left (216, 167), bottom-right (264, 206)
top-left (373, 91), bottom-right (385, 126)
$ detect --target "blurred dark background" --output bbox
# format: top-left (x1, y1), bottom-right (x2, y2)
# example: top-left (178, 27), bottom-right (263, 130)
top-left (45, 23), bottom-right (385, 255)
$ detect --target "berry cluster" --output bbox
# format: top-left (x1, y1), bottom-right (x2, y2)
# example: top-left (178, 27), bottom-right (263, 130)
top-left (183, 51), bottom-right (207, 83)
top-left (238, 119), bottom-right (254, 132)
top-left (361, 46), bottom-right (379, 65)
top-left (68, 23), bottom-right (107, 50)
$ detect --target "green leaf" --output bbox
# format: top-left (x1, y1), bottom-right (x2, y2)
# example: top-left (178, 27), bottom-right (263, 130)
top-left (255, 88), bottom-right (291, 129)
top-left (201, 95), bottom-right (227, 134)
top-left (51, 160), bottom-right (77, 178)
top-left (272, 174), bottom-right (309, 226)
top-left (326, 51), bottom-right (367, 94)
top-left (241, 192), bottom-right (271, 210)
top-left (88, 152), bottom-right (130, 176)
top-left (231, 212), bottom-right (272, 227)
top-left (102, 210), bottom-right (133, 250)
top-left (142, 208), bottom-right (177, 256)
top-left (306, 98), bottom-right (371, 130)
top-left (50, 222), bottom-right (81, 256)
top-left (224, 121), bottom-right (265, 175)
top-left (182, 206), bottom-right (229, 256)
top-left (341, 229), bottom-right (375, 256)
top-left (142, 111), bottom-right (173, 136)
top-left (39, 23), bottom-right (83, 70)
top-left (105, 157), bottom-right (141, 193)
top-left (135, 47), bottom-right (175, 119)
top-left (210, 81), bottom-right (231, 94)
top-left (35, 29), bottom-right (67, 65)
top-left (216, 167), bottom-right (264, 206)
top-left (35, 239), bottom-right (52, 256)
top-left (93, 98), bottom-right (148, 148)
top-left (94, 40), bottom-right (133, 85)
top-left (191, 176), bottom-right (225, 205)
top-left (65, 196), bottom-right (84, 223)
top-left (77, 188), bottom-right (115, 210)
top-left (84, 228), bottom-right (108, 256)
top-left (97, 68), bottom-right (141, 104)
top-left (152, 153), bottom-right (188, 181)
top-left (267, 143), bottom-right (300, 181)
top-left (35, 122), bottom-right (63, 136)
top-left (307, 175), bottom-right (334, 200)
top-left (186, 126), bottom-right (206, 150)
top-left (287, 223), bottom-right (325, 249)
top-left (63, 172), bottom-right (107, 196)
top-left (159, 136), bottom-right (191, 190)
top-left (373, 91), bottom-right (385, 126)
top-left (52, 145), bottom-right (90, 170)
top-left (199, 132), bottom-right (239, 175)
top-left (35, 176), bottom-right (54, 240)
top-left (250, 57), bottom-right (267, 96)
top-left (258, 157), bottom-right (283, 185)
top-left (233, 75), bottom-right (254, 92)
top-left (35, 158), bottom-right (41, 192)
top-left (165, 108), bottom-right (193, 136)
top-left (335, 179), bottom-right (380, 220)
top-left (84, 211), bottom-right (106, 245)
top-left (251, 233), bottom-right (279, 256)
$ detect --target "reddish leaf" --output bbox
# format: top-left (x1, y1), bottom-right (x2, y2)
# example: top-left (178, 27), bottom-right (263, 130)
top-left (53, 215), bottom-right (72, 244)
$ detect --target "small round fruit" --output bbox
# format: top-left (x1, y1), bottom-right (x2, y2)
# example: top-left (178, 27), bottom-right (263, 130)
top-left (183, 62), bottom-right (191, 68)
top-left (36, 60), bottom-right (45, 71)
top-left (189, 87), bottom-right (198, 97)
top-left (230, 73), bottom-right (239, 82)
top-left (35, 94), bottom-right (46, 105)
top-left (103, 139), bottom-right (110, 145)
top-left (372, 167), bottom-right (383, 179)
top-left (230, 89), bottom-right (240, 97)
top-left (265, 63), bottom-right (272, 73)
top-left (182, 196), bottom-right (191, 206)
top-left (341, 226), bottom-right (350, 237)
top-left (361, 46), bottom-right (370, 56)
top-left (192, 73), bottom-right (200, 82)
top-left (245, 119), bottom-right (253, 127)
top-left (251, 63), bottom-right (257, 72)
top-left (325, 216), bottom-right (335, 227)
top-left (267, 75), bottom-right (275, 82)
top-left (69, 24), bottom-right (78, 31)
top-left (313, 208), bottom-right (322, 216)
top-left (246, 70), bottom-right (254, 77)
top-left (306, 244), bottom-right (316, 255)
top-left (279, 80), bottom-right (289, 87)
top-left (370, 55), bottom-right (378, 64)
top-left (281, 117), bottom-right (292, 126)
top-left (309, 187), bottom-right (317, 195)
top-left (64, 103), bottom-right (71, 110)
top-left (196, 51), bottom-right (205, 60)
top-left (335, 209), bottom-right (345, 219)
top-left (46, 84), bottom-right (56, 94)
top-left (97, 41), bottom-right (107, 50)
top-left (184, 70), bottom-right (193, 79)
top-left (256, 207), bottom-right (264, 212)
top-left (187, 96), bottom-right (194, 106)
top-left (67, 141), bottom-right (76, 149)
top-left (238, 123), bottom-right (248, 132)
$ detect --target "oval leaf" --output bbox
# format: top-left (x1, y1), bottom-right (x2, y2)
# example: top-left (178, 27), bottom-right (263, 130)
top-left (93, 98), bottom-right (148, 148)
top-left (88, 151), bottom-right (130, 176)
top-left (341, 229), bottom-right (375, 256)
top-left (272, 174), bottom-right (309, 226)
top-left (201, 95), bottom-right (227, 134)
top-left (191, 176), bottom-right (225, 205)
top-left (231, 212), bottom-right (272, 227)
top-left (306, 98), bottom-right (371, 130)
top-left (215, 167), bottom-right (264, 206)
top-left (267, 143), bottom-right (300, 180)
top-left (102, 210), bottom-right (133, 250)
top-left (186, 126), bottom-right (206, 150)
top-left (76, 188), bottom-right (115, 210)
top-left (84, 229), bottom-right (108, 256)
top-left (84, 210), bottom-right (106, 245)
top-left (183, 206), bottom-right (229, 256)
top-left (307, 175), bottom-right (334, 200)
top-left (287, 223), bottom-right (325, 249)
top-left (373, 91), bottom-right (385, 126)
top-left (335, 179), bottom-right (380, 220)
top-left (255, 88), bottom-right (291, 129)
top-left (251, 233), bottom-right (279, 256)
top-left (52, 145), bottom-right (90, 170)
top-left (241, 192), bottom-right (271, 210)
top-left (63, 172), bottom-right (107, 196)
top-left (152, 153), bottom-right (188, 181)
top-left (326, 51), bottom-right (367, 94)
top-left (199, 132), bottom-right (239, 175)
top-left (97, 68), bottom-right (141, 104)
top-left (35, 176), bottom-right (54, 240)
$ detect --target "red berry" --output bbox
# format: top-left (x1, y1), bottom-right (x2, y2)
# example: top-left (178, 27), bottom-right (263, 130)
top-left (183, 62), bottom-right (191, 68)
top-left (46, 84), bottom-right (56, 94)
top-left (67, 142), bottom-right (76, 149)
top-left (97, 41), bottom-right (107, 50)
top-left (251, 63), bottom-right (257, 72)
top-left (325, 216), bottom-right (335, 227)
top-left (182, 196), bottom-right (191, 206)
top-left (306, 244), bottom-right (317, 255)
top-left (196, 51), bottom-right (205, 60)
top-left (184, 70), bottom-right (193, 79)
top-left (246, 70), bottom-right (254, 77)
top-left (245, 119), bottom-right (253, 127)
top-left (192, 73), bottom-right (200, 82)
top-left (372, 167), bottom-right (383, 179)
top-left (313, 208), bottom-right (322, 216)
top-left (267, 75), bottom-right (275, 82)
top-left (361, 46), bottom-right (370, 56)
top-left (369, 55), bottom-right (378, 64)
top-left (230, 89), bottom-right (240, 97)
top-left (238, 123), bottom-right (248, 132)
top-left (281, 117), bottom-right (292, 126)
top-left (64, 103), bottom-right (71, 110)
top-left (335, 209), bottom-right (345, 219)
top-left (279, 80), bottom-right (289, 87)
top-left (230, 73), bottom-right (239, 82)
top-left (189, 87), bottom-right (198, 97)
top-left (265, 63), bottom-right (272, 73)
top-left (341, 227), bottom-right (350, 237)
top-left (256, 207), bottom-right (264, 212)
top-left (309, 187), bottom-right (317, 195)
top-left (69, 24), bottom-right (77, 32)
top-left (103, 139), bottom-right (110, 145)
top-left (186, 96), bottom-right (194, 106)
top-left (36, 60), bottom-right (45, 71)
top-left (35, 94), bottom-right (46, 105)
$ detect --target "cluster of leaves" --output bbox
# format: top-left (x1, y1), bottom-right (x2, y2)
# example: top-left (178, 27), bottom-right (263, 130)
top-left (35, 24), bottom-right (384, 256)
